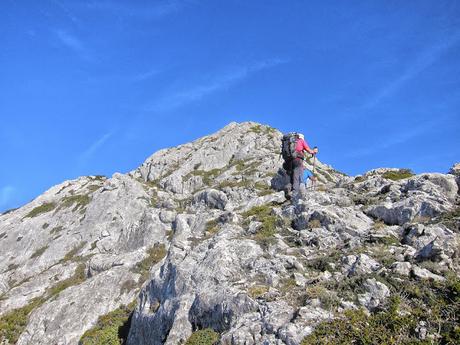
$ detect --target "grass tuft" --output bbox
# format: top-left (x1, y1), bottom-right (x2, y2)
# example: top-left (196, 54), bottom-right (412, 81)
top-left (24, 203), bottom-right (56, 218)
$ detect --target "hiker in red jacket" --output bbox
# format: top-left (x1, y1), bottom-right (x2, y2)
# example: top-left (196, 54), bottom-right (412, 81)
top-left (291, 134), bottom-right (318, 196)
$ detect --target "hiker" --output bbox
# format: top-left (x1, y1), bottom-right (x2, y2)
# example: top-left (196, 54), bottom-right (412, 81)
top-left (303, 165), bottom-right (317, 189)
top-left (281, 133), bottom-right (318, 198)
top-left (292, 134), bottom-right (318, 195)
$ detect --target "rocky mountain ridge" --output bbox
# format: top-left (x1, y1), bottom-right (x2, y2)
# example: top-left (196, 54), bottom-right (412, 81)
top-left (0, 122), bottom-right (459, 345)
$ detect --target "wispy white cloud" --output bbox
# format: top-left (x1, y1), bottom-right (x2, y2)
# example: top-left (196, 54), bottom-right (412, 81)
top-left (146, 58), bottom-right (289, 112)
top-left (0, 186), bottom-right (15, 209)
top-left (55, 29), bottom-right (91, 61)
top-left (362, 32), bottom-right (460, 110)
top-left (81, 0), bottom-right (182, 20)
top-left (79, 131), bottom-right (114, 165)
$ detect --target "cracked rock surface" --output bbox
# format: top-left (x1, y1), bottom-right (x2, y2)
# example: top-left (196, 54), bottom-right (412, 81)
top-left (1, 121), bottom-right (459, 345)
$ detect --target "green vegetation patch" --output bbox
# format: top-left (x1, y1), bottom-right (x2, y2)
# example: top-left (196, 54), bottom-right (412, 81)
top-left (382, 169), bottom-right (414, 181)
top-left (59, 194), bottom-right (91, 212)
top-left (30, 245), bottom-right (49, 259)
top-left (0, 297), bottom-right (46, 344)
top-left (48, 263), bottom-right (86, 299)
top-left (205, 219), bottom-right (220, 237)
top-left (0, 262), bottom-right (90, 342)
top-left (248, 285), bottom-right (269, 299)
top-left (185, 328), bottom-right (219, 345)
top-left (248, 124), bottom-right (277, 136)
top-left (438, 206), bottom-right (460, 231)
top-left (242, 204), bottom-right (279, 247)
top-left (87, 185), bottom-right (102, 193)
top-left (306, 274), bottom-right (460, 344)
top-left (301, 297), bottom-right (419, 345)
top-left (132, 244), bottom-right (167, 284)
top-left (79, 302), bottom-right (135, 345)
top-left (62, 241), bottom-right (88, 263)
top-left (50, 225), bottom-right (64, 235)
top-left (24, 202), bottom-right (56, 218)
top-left (185, 168), bottom-right (224, 186)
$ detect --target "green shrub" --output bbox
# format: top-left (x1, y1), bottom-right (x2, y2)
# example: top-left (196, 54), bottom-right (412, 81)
top-left (79, 302), bottom-right (135, 345)
top-left (24, 202), bottom-right (56, 218)
top-left (301, 297), bottom-right (420, 345)
top-left (0, 297), bottom-right (46, 344)
top-left (132, 244), bottom-right (167, 283)
top-left (305, 275), bottom-right (460, 344)
top-left (30, 245), bottom-right (49, 259)
top-left (382, 169), bottom-right (414, 181)
top-left (0, 263), bottom-right (90, 343)
top-left (185, 328), bottom-right (219, 345)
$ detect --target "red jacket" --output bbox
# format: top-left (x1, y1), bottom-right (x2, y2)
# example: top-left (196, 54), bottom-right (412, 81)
top-left (295, 138), bottom-right (314, 156)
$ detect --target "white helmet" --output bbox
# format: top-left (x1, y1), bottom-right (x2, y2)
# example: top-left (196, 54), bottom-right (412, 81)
top-left (298, 133), bottom-right (304, 140)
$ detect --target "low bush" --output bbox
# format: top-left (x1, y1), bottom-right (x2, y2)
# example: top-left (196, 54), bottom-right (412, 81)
top-left (304, 274), bottom-right (460, 344)
top-left (79, 302), bottom-right (135, 345)
top-left (382, 169), bottom-right (414, 181)
top-left (0, 297), bottom-right (46, 344)
top-left (185, 328), bottom-right (219, 345)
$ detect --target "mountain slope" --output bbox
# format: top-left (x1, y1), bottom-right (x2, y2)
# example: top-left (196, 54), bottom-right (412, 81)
top-left (0, 122), bottom-right (459, 345)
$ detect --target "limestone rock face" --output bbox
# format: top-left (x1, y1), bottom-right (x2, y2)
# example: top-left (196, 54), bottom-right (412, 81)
top-left (0, 122), bottom-right (458, 345)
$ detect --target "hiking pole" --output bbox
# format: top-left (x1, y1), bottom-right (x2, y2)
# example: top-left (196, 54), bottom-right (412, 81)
top-left (311, 147), bottom-right (318, 190)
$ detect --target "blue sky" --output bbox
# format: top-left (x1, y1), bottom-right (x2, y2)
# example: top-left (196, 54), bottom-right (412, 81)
top-left (1, 0), bottom-right (459, 212)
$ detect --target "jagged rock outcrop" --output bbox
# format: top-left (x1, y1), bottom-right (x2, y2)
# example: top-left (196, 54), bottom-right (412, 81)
top-left (0, 121), bottom-right (459, 345)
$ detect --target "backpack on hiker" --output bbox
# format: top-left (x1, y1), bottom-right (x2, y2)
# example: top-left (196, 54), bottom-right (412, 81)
top-left (281, 132), bottom-right (300, 161)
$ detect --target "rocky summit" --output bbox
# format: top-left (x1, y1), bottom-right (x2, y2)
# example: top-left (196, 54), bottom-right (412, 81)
top-left (0, 122), bottom-right (459, 345)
